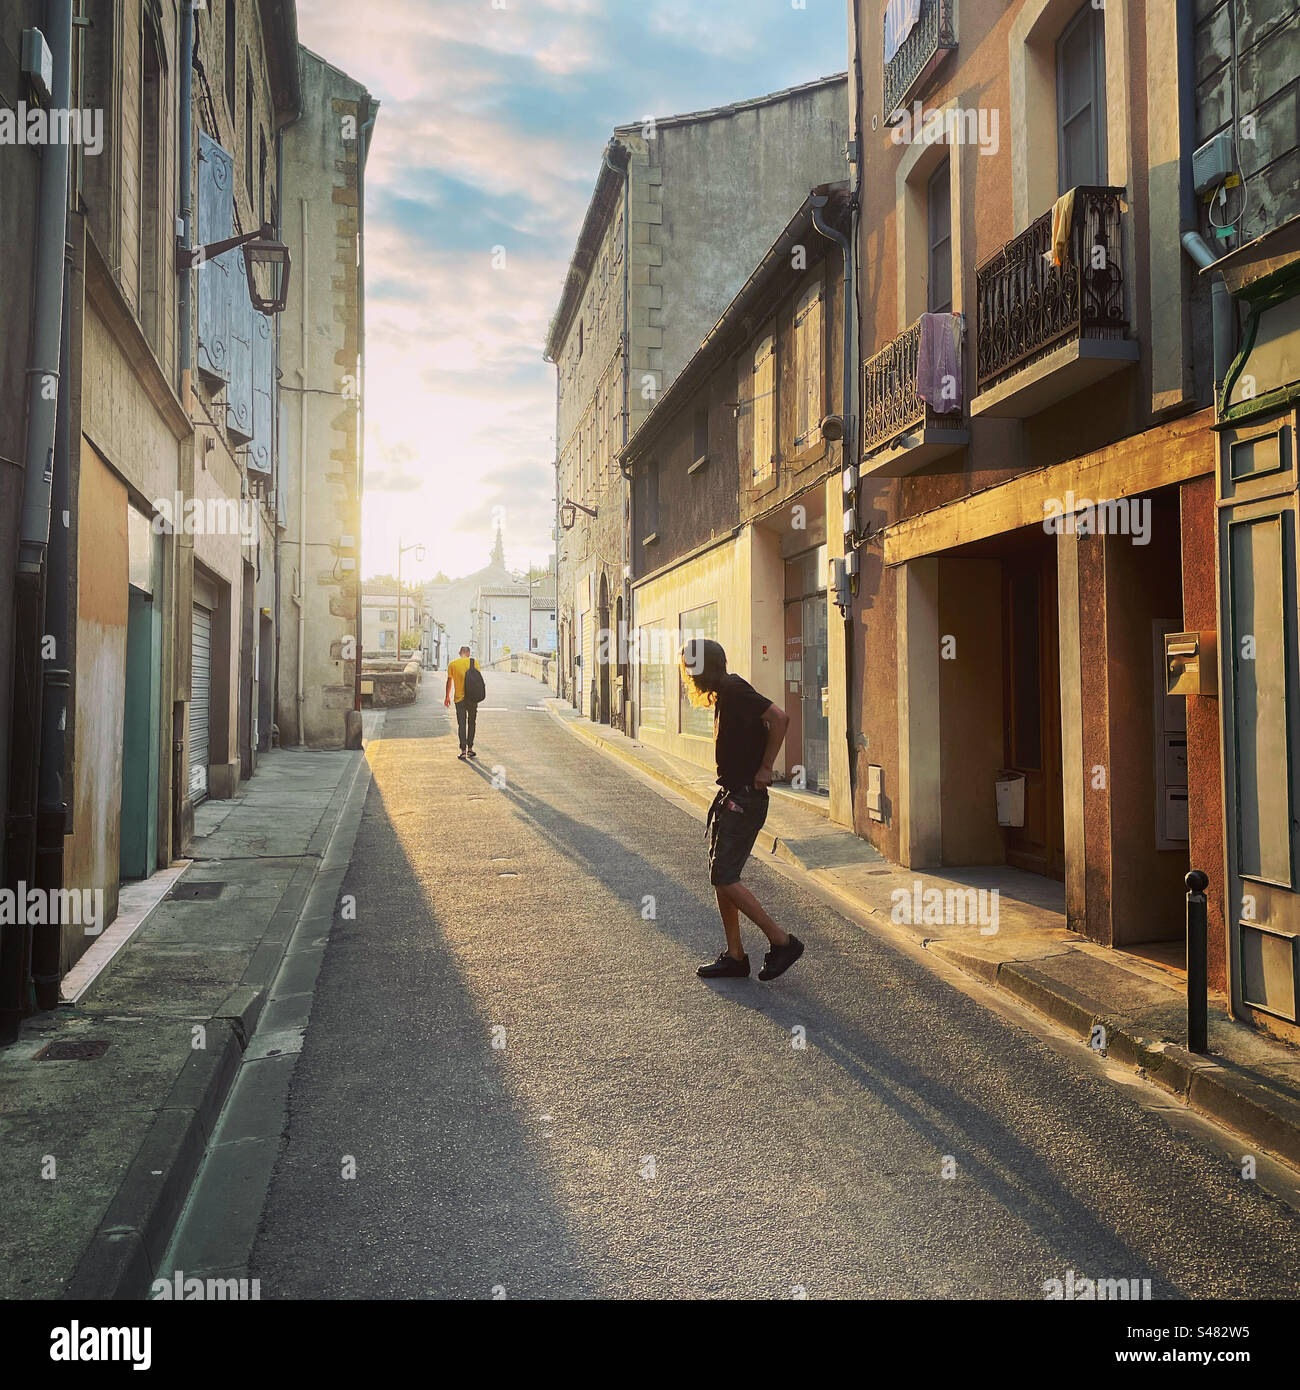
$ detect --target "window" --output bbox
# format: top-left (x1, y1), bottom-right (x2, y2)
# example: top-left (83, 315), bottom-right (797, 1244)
top-left (927, 159), bottom-right (952, 314)
top-left (139, 17), bottom-right (163, 350)
top-left (643, 459), bottom-right (659, 537)
top-left (224, 1), bottom-right (236, 117)
top-left (577, 316), bottom-right (584, 358)
top-left (638, 624), bottom-right (667, 733)
top-left (1056, 3), bottom-right (1107, 192)
top-left (752, 330), bottom-right (776, 482)
top-left (259, 128), bottom-right (267, 226)
top-left (679, 602), bottom-right (719, 738)
top-left (245, 53), bottom-right (254, 209)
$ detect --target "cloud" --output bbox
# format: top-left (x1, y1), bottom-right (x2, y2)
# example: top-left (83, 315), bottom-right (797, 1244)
top-left (295, 0), bottom-right (846, 582)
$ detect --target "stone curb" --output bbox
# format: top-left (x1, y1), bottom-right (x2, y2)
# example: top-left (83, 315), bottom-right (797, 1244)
top-left (548, 703), bottom-right (1300, 1175)
top-left (64, 749), bottom-right (368, 1300)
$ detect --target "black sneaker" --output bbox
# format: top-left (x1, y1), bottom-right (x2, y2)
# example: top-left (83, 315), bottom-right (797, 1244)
top-left (697, 950), bottom-right (750, 979)
top-left (758, 934), bottom-right (804, 981)
top-left (457, 751), bottom-right (467, 761)
top-left (467, 748), bottom-right (479, 759)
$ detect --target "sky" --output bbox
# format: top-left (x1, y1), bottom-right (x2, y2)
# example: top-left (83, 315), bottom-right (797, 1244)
top-left (295, 0), bottom-right (848, 587)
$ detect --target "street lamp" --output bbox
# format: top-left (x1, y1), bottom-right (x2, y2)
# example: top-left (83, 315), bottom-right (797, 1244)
top-left (396, 538), bottom-right (425, 659)
top-left (559, 497), bottom-right (598, 531)
top-left (179, 221), bottom-right (293, 315)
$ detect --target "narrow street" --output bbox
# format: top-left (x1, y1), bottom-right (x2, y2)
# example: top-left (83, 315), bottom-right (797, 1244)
top-left (204, 673), bottom-right (1300, 1299)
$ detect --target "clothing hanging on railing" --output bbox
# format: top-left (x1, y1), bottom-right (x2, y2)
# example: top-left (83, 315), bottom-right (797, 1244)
top-left (884, 0), bottom-right (923, 64)
top-left (1046, 188), bottom-right (1077, 268)
top-left (916, 312), bottom-right (963, 414)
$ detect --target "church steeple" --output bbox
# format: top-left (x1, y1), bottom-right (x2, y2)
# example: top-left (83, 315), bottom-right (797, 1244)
top-left (490, 521), bottom-right (505, 569)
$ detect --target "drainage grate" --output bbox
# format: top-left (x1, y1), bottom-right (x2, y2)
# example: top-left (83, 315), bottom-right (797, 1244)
top-left (169, 882), bottom-right (225, 901)
top-left (36, 1040), bottom-right (110, 1061)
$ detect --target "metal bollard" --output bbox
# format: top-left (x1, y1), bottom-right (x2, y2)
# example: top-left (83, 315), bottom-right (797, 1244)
top-left (1186, 869), bottom-right (1209, 1054)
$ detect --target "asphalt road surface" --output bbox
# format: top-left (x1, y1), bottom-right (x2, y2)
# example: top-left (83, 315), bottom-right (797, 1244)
top-left (248, 673), bottom-right (1300, 1299)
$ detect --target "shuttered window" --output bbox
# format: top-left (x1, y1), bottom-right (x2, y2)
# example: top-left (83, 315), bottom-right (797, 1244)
top-left (752, 330), bottom-right (776, 482)
top-left (249, 308), bottom-right (273, 473)
top-left (794, 278), bottom-right (824, 449)
top-left (227, 274), bottom-right (254, 440)
top-left (196, 133), bottom-right (234, 381)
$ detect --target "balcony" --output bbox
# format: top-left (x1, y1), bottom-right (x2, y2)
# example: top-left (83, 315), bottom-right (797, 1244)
top-left (971, 186), bottom-right (1138, 419)
top-left (884, 0), bottom-right (957, 120)
top-left (861, 315), bottom-right (968, 477)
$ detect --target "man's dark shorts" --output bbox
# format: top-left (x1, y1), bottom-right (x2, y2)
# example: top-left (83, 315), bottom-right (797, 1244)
top-left (708, 786), bottom-right (769, 887)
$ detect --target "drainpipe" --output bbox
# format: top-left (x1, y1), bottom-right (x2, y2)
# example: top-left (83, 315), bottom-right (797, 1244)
top-left (1, 0), bottom-right (74, 1042)
top-left (810, 194), bottom-right (859, 807)
top-left (354, 99), bottom-right (376, 732)
top-left (1176, 0), bottom-right (1233, 391)
top-left (603, 139), bottom-right (630, 729)
top-left (30, 233), bottom-right (74, 1014)
top-left (178, 0), bottom-right (194, 401)
top-left (296, 195), bottom-right (309, 742)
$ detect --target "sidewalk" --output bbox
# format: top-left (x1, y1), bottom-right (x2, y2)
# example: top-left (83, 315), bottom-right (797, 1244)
top-left (547, 700), bottom-right (1300, 1171)
top-left (0, 745), bottom-right (366, 1300)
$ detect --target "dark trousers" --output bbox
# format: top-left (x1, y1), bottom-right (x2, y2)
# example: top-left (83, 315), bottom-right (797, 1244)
top-left (455, 699), bottom-right (478, 750)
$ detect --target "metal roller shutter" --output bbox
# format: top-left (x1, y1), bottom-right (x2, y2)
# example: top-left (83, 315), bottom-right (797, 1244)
top-left (190, 604), bottom-right (212, 803)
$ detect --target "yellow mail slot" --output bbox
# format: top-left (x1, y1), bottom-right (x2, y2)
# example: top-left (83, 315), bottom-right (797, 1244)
top-left (1164, 630), bottom-right (1217, 698)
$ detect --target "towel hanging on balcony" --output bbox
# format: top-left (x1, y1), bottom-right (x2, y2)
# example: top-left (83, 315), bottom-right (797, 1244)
top-left (884, 0), bottom-right (923, 65)
top-left (916, 312), bottom-right (963, 414)
top-left (1045, 188), bottom-right (1076, 269)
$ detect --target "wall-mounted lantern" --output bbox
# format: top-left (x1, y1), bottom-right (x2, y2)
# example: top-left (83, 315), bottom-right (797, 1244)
top-left (179, 221), bottom-right (292, 315)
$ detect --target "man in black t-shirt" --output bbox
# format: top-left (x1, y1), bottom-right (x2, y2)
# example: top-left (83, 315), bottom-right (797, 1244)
top-left (680, 638), bottom-right (806, 982)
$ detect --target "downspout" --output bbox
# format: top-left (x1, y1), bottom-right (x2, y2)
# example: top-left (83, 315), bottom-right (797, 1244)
top-left (810, 195), bottom-right (858, 809)
top-left (551, 363), bottom-right (561, 698)
top-left (30, 228), bottom-right (74, 1013)
top-left (295, 195), bottom-right (308, 741)
top-left (1, 0), bottom-right (74, 1041)
top-left (178, 0), bottom-right (194, 402)
top-left (274, 88), bottom-right (299, 749)
top-left (602, 139), bottom-right (630, 729)
top-left (354, 99), bottom-right (376, 733)
top-left (1176, 0), bottom-right (1233, 391)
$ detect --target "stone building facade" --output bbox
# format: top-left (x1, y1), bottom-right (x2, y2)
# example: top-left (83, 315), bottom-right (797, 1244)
top-left (276, 46), bottom-right (375, 748)
top-left (546, 75), bottom-right (850, 730)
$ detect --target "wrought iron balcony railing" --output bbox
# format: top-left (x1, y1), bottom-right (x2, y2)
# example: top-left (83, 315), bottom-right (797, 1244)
top-left (862, 315), bottom-right (964, 456)
top-left (975, 185), bottom-right (1128, 395)
top-left (884, 0), bottom-right (957, 118)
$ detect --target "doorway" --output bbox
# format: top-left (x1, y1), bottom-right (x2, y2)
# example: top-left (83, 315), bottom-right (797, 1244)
top-left (120, 585), bottom-right (162, 880)
top-left (783, 545), bottom-right (830, 793)
top-left (1001, 547), bottom-right (1065, 879)
top-left (598, 572), bottom-right (610, 724)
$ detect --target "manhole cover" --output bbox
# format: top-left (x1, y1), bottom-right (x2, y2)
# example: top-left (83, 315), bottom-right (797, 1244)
top-left (169, 882), bottom-right (225, 901)
top-left (36, 1040), bottom-right (110, 1061)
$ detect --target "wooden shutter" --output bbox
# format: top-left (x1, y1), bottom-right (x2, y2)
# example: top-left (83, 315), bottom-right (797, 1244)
top-left (196, 132), bottom-right (233, 381)
top-left (227, 269), bottom-right (254, 440)
top-left (753, 331), bottom-right (775, 481)
top-left (736, 353), bottom-right (753, 480)
top-left (248, 308), bottom-right (273, 474)
top-left (795, 278), bottom-right (824, 447)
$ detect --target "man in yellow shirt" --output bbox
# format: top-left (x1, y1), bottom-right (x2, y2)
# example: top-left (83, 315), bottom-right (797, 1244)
top-left (444, 646), bottom-right (480, 761)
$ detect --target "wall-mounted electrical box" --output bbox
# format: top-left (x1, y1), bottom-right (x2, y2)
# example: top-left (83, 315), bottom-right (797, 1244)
top-left (866, 764), bottom-right (884, 822)
top-left (21, 29), bottom-right (52, 102)
top-left (1192, 131), bottom-right (1234, 196)
top-left (1164, 630), bottom-right (1218, 697)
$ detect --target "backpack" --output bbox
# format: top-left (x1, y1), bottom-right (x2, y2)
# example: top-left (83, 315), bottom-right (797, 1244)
top-left (463, 658), bottom-right (486, 704)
